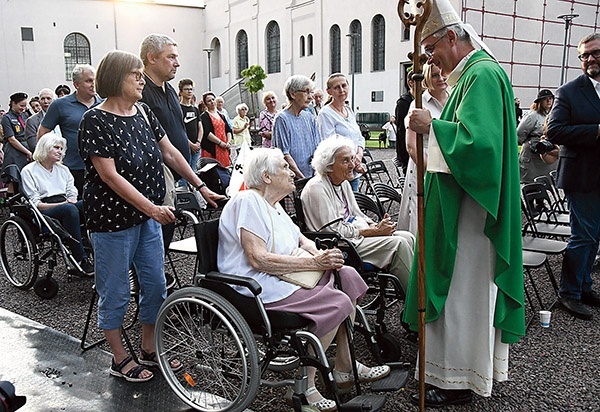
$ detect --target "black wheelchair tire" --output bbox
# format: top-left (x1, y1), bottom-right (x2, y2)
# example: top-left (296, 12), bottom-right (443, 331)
top-left (0, 216), bottom-right (39, 290)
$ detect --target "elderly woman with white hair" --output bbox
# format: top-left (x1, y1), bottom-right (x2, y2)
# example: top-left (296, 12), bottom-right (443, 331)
top-left (218, 147), bottom-right (390, 411)
top-left (301, 137), bottom-right (416, 294)
top-left (231, 102), bottom-right (251, 164)
top-left (20, 133), bottom-right (93, 275)
top-left (272, 75), bottom-right (322, 179)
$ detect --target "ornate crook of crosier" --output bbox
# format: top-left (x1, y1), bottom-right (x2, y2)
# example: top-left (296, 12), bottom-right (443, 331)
top-left (398, 0), bottom-right (432, 75)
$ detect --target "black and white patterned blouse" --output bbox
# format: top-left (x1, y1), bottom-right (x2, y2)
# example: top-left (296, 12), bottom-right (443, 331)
top-left (78, 103), bottom-right (166, 232)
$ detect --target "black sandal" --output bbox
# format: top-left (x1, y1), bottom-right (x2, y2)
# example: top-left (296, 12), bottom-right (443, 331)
top-left (139, 347), bottom-right (183, 372)
top-left (110, 355), bottom-right (154, 382)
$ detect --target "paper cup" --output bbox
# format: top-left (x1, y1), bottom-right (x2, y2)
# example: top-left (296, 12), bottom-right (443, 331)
top-left (539, 310), bottom-right (551, 328)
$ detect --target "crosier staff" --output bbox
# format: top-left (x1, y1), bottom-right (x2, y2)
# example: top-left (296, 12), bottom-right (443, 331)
top-left (398, 1), bottom-right (431, 411)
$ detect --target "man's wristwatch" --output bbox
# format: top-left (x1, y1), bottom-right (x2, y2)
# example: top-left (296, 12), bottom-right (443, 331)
top-left (195, 182), bottom-right (207, 191)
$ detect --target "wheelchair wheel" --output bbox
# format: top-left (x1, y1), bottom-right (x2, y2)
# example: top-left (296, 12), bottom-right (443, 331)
top-left (0, 216), bottom-right (39, 290)
top-left (155, 288), bottom-right (260, 412)
top-left (33, 277), bottom-right (59, 300)
top-left (377, 332), bottom-right (402, 363)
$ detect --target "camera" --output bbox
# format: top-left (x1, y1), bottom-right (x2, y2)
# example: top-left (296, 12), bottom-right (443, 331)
top-left (0, 381), bottom-right (26, 412)
top-left (530, 139), bottom-right (555, 155)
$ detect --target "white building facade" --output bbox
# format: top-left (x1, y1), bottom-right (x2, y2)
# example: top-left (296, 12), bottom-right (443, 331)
top-left (0, 0), bottom-right (599, 114)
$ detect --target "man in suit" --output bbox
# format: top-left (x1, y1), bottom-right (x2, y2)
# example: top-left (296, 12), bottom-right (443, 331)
top-left (547, 32), bottom-right (600, 320)
top-left (25, 88), bottom-right (54, 140)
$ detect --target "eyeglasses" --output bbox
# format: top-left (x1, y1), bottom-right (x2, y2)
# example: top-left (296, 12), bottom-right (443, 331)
top-left (577, 49), bottom-right (600, 62)
top-left (423, 33), bottom-right (447, 58)
top-left (131, 71), bottom-right (144, 82)
top-left (298, 89), bottom-right (314, 95)
top-left (183, 87), bottom-right (194, 92)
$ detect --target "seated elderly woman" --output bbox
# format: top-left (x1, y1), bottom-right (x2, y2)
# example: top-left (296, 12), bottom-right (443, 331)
top-left (20, 133), bottom-right (93, 276)
top-left (301, 137), bottom-right (415, 293)
top-left (218, 148), bottom-right (390, 412)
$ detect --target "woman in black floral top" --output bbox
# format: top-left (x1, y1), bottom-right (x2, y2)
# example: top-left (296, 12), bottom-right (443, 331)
top-left (78, 50), bottom-right (220, 383)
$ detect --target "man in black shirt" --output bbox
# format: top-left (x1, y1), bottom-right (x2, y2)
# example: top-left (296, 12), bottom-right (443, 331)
top-left (139, 34), bottom-right (222, 257)
top-left (178, 78), bottom-right (202, 175)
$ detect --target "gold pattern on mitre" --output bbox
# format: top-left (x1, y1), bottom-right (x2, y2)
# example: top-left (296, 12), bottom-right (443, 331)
top-left (417, 0), bottom-right (461, 40)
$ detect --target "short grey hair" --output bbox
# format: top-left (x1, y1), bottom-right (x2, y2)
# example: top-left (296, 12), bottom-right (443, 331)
top-left (38, 88), bottom-right (54, 97)
top-left (236, 103), bottom-right (248, 114)
top-left (311, 135), bottom-right (355, 176)
top-left (33, 132), bottom-right (67, 163)
top-left (283, 75), bottom-right (314, 102)
top-left (72, 64), bottom-right (95, 83)
top-left (244, 148), bottom-right (286, 189)
top-left (140, 33), bottom-right (177, 66)
top-left (433, 24), bottom-right (469, 44)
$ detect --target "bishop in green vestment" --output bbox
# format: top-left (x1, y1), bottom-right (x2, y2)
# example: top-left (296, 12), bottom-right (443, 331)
top-left (403, 5), bottom-right (525, 406)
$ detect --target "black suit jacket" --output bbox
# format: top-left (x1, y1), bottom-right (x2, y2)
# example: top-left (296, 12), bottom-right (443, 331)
top-left (547, 73), bottom-right (600, 193)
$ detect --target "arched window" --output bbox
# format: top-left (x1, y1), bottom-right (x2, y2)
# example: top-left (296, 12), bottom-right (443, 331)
top-left (349, 20), bottom-right (362, 74)
top-left (330, 25), bottom-right (341, 74)
top-left (266, 21), bottom-right (281, 74)
top-left (300, 35), bottom-right (306, 57)
top-left (307, 34), bottom-right (313, 56)
top-left (236, 30), bottom-right (248, 79)
top-left (372, 15), bottom-right (385, 71)
top-left (63, 33), bottom-right (91, 81)
top-left (211, 38), bottom-right (221, 79)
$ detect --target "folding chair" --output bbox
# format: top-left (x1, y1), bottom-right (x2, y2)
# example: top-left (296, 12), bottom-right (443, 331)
top-left (391, 157), bottom-right (406, 190)
top-left (522, 250), bottom-right (556, 329)
top-left (534, 175), bottom-right (569, 215)
top-left (372, 182), bottom-right (402, 220)
top-left (364, 160), bottom-right (396, 188)
top-left (521, 184), bottom-right (571, 239)
top-left (354, 191), bottom-right (385, 221)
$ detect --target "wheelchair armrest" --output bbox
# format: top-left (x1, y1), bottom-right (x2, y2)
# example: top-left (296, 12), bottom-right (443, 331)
top-left (205, 271), bottom-right (263, 296)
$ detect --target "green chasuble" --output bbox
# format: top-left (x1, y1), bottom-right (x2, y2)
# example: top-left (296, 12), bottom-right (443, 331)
top-left (403, 50), bottom-right (526, 344)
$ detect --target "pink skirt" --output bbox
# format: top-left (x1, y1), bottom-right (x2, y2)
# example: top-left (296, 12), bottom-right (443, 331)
top-left (265, 266), bottom-right (368, 337)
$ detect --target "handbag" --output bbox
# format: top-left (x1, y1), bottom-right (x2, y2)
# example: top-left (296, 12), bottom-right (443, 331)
top-left (135, 102), bottom-right (176, 207)
top-left (280, 247), bottom-right (324, 289)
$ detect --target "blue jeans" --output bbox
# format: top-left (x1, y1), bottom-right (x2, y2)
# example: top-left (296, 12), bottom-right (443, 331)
top-left (92, 219), bottom-right (166, 330)
top-left (177, 150), bottom-right (201, 188)
top-left (559, 189), bottom-right (600, 300)
top-left (42, 201), bottom-right (86, 262)
top-left (350, 175), bottom-right (361, 192)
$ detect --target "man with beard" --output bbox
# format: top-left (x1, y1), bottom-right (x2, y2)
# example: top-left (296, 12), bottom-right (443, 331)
top-left (547, 33), bottom-right (600, 320)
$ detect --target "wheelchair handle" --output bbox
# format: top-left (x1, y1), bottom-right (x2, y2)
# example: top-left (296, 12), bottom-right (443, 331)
top-left (315, 237), bottom-right (338, 250)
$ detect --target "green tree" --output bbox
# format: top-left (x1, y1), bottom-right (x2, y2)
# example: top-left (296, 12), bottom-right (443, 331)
top-left (241, 65), bottom-right (267, 117)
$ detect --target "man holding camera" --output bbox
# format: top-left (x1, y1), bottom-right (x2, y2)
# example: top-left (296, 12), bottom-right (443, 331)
top-left (547, 32), bottom-right (600, 320)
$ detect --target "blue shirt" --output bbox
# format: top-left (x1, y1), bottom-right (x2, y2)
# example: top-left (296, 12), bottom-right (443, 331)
top-left (272, 109), bottom-right (321, 178)
top-left (42, 93), bottom-right (102, 171)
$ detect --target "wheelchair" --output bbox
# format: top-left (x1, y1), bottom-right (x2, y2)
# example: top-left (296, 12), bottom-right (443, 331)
top-left (287, 180), bottom-right (405, 363)
top-left (0, 164), bottom-right (88, 299)
top-left (154, 211), bottom-right (409, 412)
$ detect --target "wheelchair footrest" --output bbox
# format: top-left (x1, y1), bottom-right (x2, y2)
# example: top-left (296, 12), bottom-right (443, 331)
top-left (370, 362), bottom-right (411, 392)
top-left (342, 394), bottom-right (386, 411)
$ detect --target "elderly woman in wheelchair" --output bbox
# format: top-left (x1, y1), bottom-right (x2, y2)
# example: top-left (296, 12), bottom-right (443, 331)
top-left (301, 136), bottom-right (415, 295)
top-left (217, 148), bottom-right (390, 411)
top-left (21, 132), bottom-right (93, 276)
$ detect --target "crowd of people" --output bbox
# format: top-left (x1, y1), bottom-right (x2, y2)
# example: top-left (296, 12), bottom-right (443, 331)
top-left (1, 0), bottom-right (599, 409)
